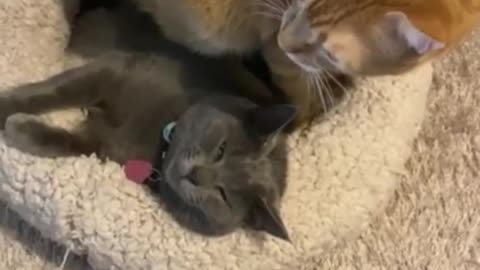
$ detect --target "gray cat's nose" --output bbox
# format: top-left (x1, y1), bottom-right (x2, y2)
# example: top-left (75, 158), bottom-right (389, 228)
top-left (186, 177), bottom-right (199, 186)
top-left (184, 166), bottom-right (216, 187)
top-left (185, 167), bottom-right (199, 186)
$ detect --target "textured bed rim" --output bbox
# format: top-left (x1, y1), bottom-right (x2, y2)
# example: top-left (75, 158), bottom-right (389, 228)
top-left (0, 62), bottom-right (432, 269)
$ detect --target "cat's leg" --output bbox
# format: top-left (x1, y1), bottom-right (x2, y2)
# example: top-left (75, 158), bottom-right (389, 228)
top-left (4, 113), bottom-right (97, 158)
top-left (0, 56), bottom-right (121, 128)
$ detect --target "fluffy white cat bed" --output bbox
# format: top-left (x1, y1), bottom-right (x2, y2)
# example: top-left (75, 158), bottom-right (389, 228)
top-left (0, 1), bottom-right (432, 269)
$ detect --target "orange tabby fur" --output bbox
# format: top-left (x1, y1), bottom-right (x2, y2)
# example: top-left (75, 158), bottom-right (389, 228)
top-left (385, 0), bottom-right (480, 51)
top-left (132, 0), bottom-right (480, 124)
top-left (320, 0), bottom-right (479, 69)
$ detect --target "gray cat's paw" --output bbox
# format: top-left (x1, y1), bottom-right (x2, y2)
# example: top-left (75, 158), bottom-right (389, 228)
top-left (4, 113), bottom-right (48, 156)
top-left (0, 95), bottom-right (16, 129)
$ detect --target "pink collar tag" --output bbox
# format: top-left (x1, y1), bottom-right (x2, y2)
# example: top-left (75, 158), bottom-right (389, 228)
top-left (124, 160), bottom-right (153, 184)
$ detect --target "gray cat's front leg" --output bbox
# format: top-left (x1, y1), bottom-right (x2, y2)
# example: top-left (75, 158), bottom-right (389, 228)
top-left (224, 58), bottom-right (273, 104)
top-left (0, 94), bottom-right (18, 128)
top-left (4, 113), bottom-right (90, 158)
top-left (0, 57), bottom-right (121, 128)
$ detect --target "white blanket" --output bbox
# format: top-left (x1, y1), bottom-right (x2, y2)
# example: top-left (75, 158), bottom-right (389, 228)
top-left (0, 1), bottom-right (432, 269)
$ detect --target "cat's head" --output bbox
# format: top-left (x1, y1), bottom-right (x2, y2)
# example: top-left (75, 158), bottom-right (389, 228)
top-left (158, 96), bottom-right (295, 241)
top-left (276, 0), bottom-right (451, 75)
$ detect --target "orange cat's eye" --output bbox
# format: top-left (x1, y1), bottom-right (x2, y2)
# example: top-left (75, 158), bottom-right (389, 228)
top-left (317, 33), bottom-right (328, 43)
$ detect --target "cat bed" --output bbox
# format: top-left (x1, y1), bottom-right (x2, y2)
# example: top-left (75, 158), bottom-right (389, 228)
top-left (0, 1), bottom-right (433, 269)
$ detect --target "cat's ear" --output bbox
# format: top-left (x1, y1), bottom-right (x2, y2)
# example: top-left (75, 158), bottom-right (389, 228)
top-left (381, 11), bottom-right (444, 55)
top-left (247, 104), bottom-right (296, 139)
top-left (247, 197), bottom-right (290, 242)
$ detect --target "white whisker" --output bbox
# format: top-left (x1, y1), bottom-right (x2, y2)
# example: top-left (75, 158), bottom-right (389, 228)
top-left (304, 73), bottom-right (313, 110)
top-left (323, 69), bottom-right (351, 99)
top-left (250, 0), bottom-right (289, 21)
top-left (251, 1), bottom-right (282, 15)
top-left (278, 0), bottom-right (290, 10)
top-left (319, 73), bottom-right (335, 109)
top-left (311, 73), bottom-right (328, 115)
top-left (252, 11), bottom-right (283, 20)
top-left (263, 0), bottom-right (287, 12)
top-left (314, 73), bottom-right (328, 109)
top-left (251, 5), bottom-right (283, 16)
top-left (229, 5), bottom-right (258, 36)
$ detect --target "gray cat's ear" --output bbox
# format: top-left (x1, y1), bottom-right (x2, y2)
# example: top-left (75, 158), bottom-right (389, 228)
top-left (247, 104), bottom-right (297, 138)
top-left (247, 198), bottom-right (290, 242)
top-left (380, 11), bottom-right (444, 56)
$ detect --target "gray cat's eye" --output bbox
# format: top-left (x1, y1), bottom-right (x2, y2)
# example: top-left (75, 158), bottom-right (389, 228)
top-left (214, 141), bottom-right (226, 162)
top-left (216, 186), bottom-right (230, 207)
top-left (163, 122), bottom-right (176, 143)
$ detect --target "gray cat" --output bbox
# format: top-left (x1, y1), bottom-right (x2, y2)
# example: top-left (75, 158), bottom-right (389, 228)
top-left (0, 49), bottom-right (295, 241)
top-left (0, 0), bottom-right (295, 240)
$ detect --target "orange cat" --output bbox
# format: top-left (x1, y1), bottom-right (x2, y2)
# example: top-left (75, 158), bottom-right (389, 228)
top-left (132, 0), bottom-right (480, 122)
top-left (277, 0), bottom-right (480, 75)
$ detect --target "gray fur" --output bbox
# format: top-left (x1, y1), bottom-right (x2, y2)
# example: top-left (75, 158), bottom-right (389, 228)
top-left (0, 48), bottom-right (295, 240)
top-left (0, 0), bottom-right (296, 241)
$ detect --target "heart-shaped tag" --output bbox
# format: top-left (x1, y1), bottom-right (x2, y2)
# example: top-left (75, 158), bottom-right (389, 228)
top-left (124, 160), bottom-right (153, 184)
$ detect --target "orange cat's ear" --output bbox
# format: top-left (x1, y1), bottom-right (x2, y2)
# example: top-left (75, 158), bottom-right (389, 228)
top-left (382, 11), bottom-right (444, 55)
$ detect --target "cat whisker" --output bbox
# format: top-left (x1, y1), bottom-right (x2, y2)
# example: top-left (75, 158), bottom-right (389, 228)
top-left (318, 72), bottom-right (335, 109)
top-left (309, 73), bottom-right (322, 113)
top-left (322, 71), bottom-right (339, 109)
top-left (313, 72), bottom-right (327, 109)
top-left (323, 69), bottom-right (351, 100)
top-left (251, 2), bottom-right (283, 15)
top-left (251, 0), bottom-right (287, 21)
top-left (277, 0), bottom-right (290, 10)
top-left (311, 72), bottom-right (327, 115)
top-left (304, 73), bottom-right (316, 114)
top-left (230, 17), bottom-right (248, 35)
top-left (321, 75), bottom-right (334, 110)
top-left (301, 72), bottom-right (309, 97)
top-left (252, 11), bottom-right (283, 21)
top-left (260, 0), bottom-right (286, 14)
top-left (311, 73), bottom-right (328, 115)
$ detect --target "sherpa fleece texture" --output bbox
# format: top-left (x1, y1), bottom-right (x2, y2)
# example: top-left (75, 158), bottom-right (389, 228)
top-left (0, 1), bottom-right (432, 270)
